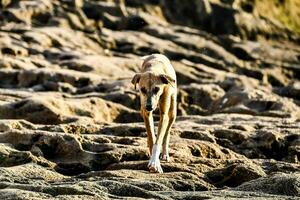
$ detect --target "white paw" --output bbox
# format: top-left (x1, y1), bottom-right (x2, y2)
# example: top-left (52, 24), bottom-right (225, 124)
top-left (148, 158), bottom-right (163, 173)
top-left (148, 144), bottom-right (163, 173)
top-left (160, 153), bottom-right (170, 162)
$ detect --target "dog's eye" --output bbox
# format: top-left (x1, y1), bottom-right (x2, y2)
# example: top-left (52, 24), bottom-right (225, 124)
top-left (153, 87), bottom-right (160, 94)
top-left (141, 87), bottom-right (147, 94)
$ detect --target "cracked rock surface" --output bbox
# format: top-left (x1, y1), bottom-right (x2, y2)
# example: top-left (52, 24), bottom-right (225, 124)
top-left (0, 0), bottom-right (299, 199)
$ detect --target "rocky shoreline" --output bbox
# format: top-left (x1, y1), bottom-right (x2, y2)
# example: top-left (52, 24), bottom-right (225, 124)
top-left (0, 0), bottom-right (299, 199)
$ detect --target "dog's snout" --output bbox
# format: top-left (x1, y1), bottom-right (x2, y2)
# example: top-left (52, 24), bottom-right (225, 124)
top-left (146, 104), bottom-right (153, 111)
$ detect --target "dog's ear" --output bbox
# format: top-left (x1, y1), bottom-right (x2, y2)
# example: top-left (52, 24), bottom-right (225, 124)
top-left (131, 73), bottom-right (141, 90)
top-left (160, 74), bottom-right (176, 87)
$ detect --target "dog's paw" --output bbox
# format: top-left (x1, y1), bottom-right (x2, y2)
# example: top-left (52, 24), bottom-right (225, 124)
top-left (148, 159), bottom-right (163, 173)
top-left (160, 153), bottom-right (170, 162)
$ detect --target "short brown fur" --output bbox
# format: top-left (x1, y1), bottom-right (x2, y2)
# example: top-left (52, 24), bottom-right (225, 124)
top-left (131, 54), bottom-right (177, 173)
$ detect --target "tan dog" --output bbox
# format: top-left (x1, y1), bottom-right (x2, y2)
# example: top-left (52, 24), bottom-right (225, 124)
top-left (131, 54), bottom-right (177, 173)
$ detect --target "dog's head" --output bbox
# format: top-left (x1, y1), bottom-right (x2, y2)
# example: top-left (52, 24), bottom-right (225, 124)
top-left (131, 72), bottom-right (175, 112)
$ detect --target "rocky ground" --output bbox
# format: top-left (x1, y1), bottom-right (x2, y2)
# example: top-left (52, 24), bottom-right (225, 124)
top-left (0, 0), bottom-right (300, 199)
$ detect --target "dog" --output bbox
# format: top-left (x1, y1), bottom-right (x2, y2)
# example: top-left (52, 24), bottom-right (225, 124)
top-left (131, 54), bottom-right (177, 173)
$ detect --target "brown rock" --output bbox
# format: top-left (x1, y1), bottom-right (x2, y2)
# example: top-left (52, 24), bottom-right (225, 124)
top-left (207, 162), bottom-right (266, 187)
top-left (0, 0), bottom-right (299, 199)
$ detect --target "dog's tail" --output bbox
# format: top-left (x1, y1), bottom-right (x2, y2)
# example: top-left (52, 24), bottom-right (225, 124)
top-left (141, 55), bottom-right (151, 61)
top-left (140, 54), bottom-right (163, 63)
top-left (141, 54), bottom-right (169, 62)
top-left (140, 55), bottom-right (153, 66)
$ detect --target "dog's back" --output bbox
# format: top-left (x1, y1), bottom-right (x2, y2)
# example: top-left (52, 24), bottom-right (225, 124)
top-left (141, 54), bottom-right (176, 81)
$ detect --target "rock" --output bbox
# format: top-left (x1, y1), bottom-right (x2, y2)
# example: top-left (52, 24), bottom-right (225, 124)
top-left (206, 162), bottom-right (266, 187)
top-left (0, 0), bottom-right (11, 8)
top-left (1, 45), bottom-right (28, 56)
top-left (61, 0), bottom-right (84, 8)
top-left (82, 1), bottom-right (127, 20)
top-left (0, 189), bottom-right (52, 200)
top-left (236, 173), bottom-right (300, 197)
top-left (0, 163), bottom-right (65, 182)
top-left (212, 128), bottom-right (250, 144)
top-left (275, 82), bottom-right (300, 100)
top-left (0, 95), bottom-right (141, 124)
top-left (0, 0), bottom-right (299, 199)
top-left (284, 134), bottom-right (300, 163)
top-left (238, 130), bottom-right (287, 160)
top-left (179, 83), bottom-right (225, 114)
top-left (160, 0), bottom-right (296, 39)
top-left (214, 88), bottom-right (300, 118)
top-left (0, 143), bottom-right (34, 167)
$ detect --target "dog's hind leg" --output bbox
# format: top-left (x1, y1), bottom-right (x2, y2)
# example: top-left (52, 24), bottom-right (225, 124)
top-left (161, 94), bottom-right (176, 162)
top-left (141, 108), bottom-right (156, 154)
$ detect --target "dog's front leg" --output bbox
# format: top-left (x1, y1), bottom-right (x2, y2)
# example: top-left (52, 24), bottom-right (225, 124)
top-left (141, 108), bottom-right (156, 154)
top-left (161, 93), bottom-right (177, 161)
top-left (148, 95), bottom-right (170, 173)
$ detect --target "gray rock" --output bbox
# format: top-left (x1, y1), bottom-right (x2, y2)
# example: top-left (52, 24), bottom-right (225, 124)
top-left (236, 172), bottom-right (300, 197)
